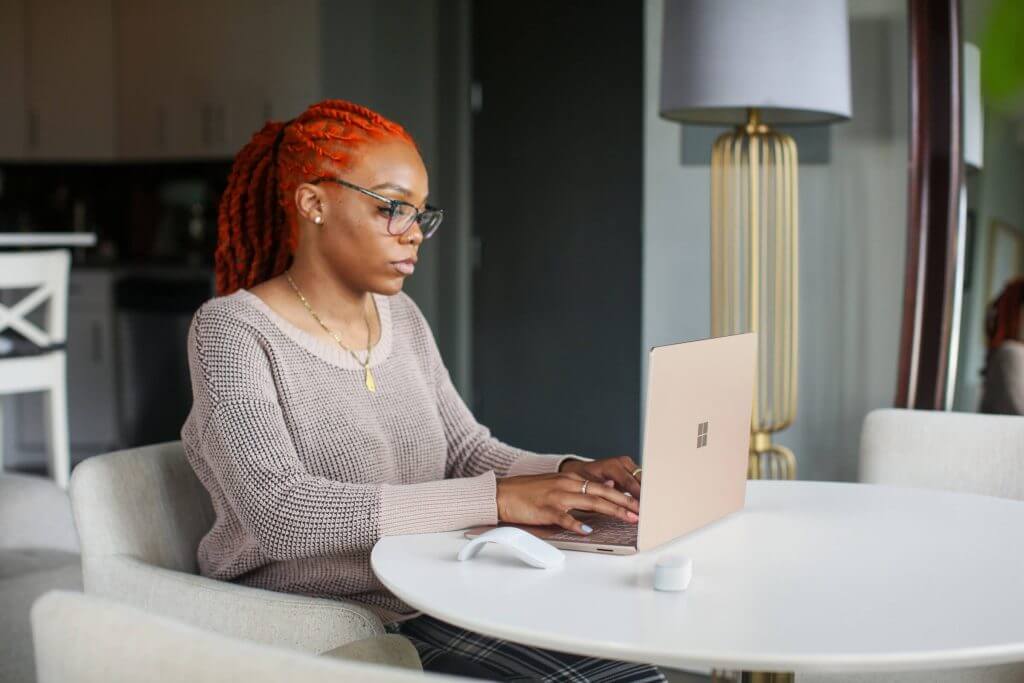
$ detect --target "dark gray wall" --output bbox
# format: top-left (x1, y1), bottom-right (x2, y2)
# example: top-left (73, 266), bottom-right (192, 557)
top-left (470, 1), bottom-right (644, 458)
top-left (320, 0), bottom-right (443, 340)
top-left (320, 0), bottom-right (474, 397)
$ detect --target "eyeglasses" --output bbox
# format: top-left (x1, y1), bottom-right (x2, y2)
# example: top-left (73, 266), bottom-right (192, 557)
top-left (310, 177), bottom-right (444, 239)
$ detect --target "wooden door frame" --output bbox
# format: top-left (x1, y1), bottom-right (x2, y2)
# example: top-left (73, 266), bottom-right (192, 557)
top-left (895, 0), bottom-right (964, 409)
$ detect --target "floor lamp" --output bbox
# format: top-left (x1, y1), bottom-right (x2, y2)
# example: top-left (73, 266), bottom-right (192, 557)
top-left (659, 0), bottom-right (851, 482)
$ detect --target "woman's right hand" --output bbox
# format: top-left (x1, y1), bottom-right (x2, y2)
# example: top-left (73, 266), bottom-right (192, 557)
top-left (495, 472), bottom-right (640, 535)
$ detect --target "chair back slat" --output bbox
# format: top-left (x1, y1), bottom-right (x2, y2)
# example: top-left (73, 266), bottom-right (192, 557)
top-left (0, 250), bottom-right (71, 345)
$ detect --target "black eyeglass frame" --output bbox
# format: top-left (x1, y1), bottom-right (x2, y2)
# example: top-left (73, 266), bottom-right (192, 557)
top-left (309, 176), bottom-right (444, 239)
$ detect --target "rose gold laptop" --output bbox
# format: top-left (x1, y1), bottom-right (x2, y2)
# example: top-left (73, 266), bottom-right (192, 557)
top-left (465, 332), bottom-right (757, 555)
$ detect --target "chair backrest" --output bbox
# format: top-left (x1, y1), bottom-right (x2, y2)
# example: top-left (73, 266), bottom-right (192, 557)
top-left (0, 250), bottom-right (70, 346)
top-left (859, 408), bottom-right (1024, 500)
top-left (69, 441), bottom-right (214, 574)
top-left (32, 591), bottom-right (442, 683)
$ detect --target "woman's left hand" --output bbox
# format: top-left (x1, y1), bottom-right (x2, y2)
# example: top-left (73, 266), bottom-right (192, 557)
top-left (559, 455), bottom-right (642, 499)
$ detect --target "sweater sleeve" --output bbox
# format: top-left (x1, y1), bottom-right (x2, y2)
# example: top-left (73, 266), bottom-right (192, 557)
top-left (402, 296), bottom-right (589, 479)
top-left (184, 307), bottom-right (499, 562)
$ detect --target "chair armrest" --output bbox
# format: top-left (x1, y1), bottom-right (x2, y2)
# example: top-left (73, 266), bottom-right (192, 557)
top-left (321, 634), bottom-right (423, 671)
top-left (83, 555), bottom-right (384, 653)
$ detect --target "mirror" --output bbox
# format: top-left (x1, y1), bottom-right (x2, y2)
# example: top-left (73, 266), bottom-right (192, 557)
top-left (952, 0), bottom-right (1024, 415)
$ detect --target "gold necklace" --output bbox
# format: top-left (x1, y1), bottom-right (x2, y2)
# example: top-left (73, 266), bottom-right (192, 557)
top-left (285, 271), bottom-right (378, 392)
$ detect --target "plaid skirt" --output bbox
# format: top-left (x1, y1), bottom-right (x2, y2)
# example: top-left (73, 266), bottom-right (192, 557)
top-left (389, 613), bottom-right (667, 682)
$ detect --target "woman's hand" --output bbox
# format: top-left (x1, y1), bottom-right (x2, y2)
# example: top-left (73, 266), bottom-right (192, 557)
top-left (559, 455), bottom-right (642, 499)
top-left (495, 472), bottom-right (640, 536)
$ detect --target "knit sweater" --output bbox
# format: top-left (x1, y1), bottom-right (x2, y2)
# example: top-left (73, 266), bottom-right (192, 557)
top-left (181, 288), bottom-right (581, 623)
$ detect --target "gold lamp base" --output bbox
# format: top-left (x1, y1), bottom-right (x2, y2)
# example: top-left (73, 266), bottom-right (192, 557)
top-left (748, 432), bottom-right (797, 480)
top-left (711, 108), bottom-right (799, 481)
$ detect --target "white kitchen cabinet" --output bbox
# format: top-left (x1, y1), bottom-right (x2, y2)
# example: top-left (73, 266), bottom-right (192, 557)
top-left (117, 0), bottom-right (233, 159)
top-left (2, 0), bottom-right (322, 162)
top-left (24, 0), bottom-right (116, 160)
top-left (63, 270), bottom-right (120, 450)
top-left (0, 0), bottom-right (28, 158)
top-left (116, 0), bottom-right (321, 160)
top-left (234, 1), bottom-right (322, 137)
top-left (112, 0), bottom-right (180, 159)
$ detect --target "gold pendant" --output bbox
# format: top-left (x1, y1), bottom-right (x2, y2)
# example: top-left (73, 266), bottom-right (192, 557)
top-left (365, 366), bottom-right (376, 392)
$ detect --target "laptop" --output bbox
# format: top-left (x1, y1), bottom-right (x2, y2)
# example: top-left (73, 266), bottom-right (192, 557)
top-left (465, 332), bottom-right (757, 555)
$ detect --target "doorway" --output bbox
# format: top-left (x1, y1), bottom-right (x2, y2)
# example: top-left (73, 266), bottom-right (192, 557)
top-left (470, 1), bottom-right (644, 457)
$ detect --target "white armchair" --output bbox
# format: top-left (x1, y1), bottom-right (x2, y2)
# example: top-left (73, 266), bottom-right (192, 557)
top-left (0, 473), bottom-right (82, 683)
top-left (858, 408), bottom-right (1024, 499)
top-left (69, 441), bottom-right (420, 666)
top-left (800, 408), bottom-right (1024, 683)
top-left (33, 590), bottom-right (448, 683)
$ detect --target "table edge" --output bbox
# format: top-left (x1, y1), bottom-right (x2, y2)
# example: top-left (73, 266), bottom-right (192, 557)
top-left (373, 547), bottom-right (1024, 673)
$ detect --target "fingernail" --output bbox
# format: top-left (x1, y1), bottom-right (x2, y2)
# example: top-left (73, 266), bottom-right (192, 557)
top-left (604, 479), bottom-right (615, 487)
top-left (627, 512), bottom-right (639, 523)
top-left (581, 524), bottom-right (593, 534)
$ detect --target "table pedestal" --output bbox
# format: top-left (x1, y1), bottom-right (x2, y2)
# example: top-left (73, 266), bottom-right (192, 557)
top-left (743, 672), bottom-right (793, 683)
top-left (713, 670), bottom-right (793, 683)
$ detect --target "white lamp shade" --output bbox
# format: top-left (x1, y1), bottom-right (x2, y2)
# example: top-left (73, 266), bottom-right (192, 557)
top-left (660, 0), bottom-right (852, 125)
top-left (964, 42), bottom-right (983, 170)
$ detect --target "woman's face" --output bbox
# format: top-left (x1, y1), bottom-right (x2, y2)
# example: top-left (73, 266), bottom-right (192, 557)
top-left (298, 137), bottom-right (429, 296)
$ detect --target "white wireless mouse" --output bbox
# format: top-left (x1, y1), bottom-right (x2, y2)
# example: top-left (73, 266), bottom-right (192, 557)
top-left (457, 527), bottom-right (565, 569)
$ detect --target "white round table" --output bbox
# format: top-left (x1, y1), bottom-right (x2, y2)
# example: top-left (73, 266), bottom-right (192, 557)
top-left (371, 481), bottom-right (1024, 675)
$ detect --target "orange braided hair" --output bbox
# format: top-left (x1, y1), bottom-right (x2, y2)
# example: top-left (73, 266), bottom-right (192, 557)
top-left (986, 276), bottom-right (1024, 350)
top-left (214, 99), bottom-right (417, 295)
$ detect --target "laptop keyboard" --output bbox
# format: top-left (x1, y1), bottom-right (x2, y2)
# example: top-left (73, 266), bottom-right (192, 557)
top-left (545, 516), bottom-right (638, 546)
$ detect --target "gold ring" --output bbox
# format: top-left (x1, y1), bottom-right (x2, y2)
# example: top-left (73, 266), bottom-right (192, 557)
top-left (581, 479), bottom-right (590, 495)
top-left (631, 468), bottom-right (642, 479)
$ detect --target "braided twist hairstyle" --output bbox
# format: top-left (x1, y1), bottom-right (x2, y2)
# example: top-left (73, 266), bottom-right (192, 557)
top-left (986, 277), bottom-right (1024, 350)
top-left (215, 99), bottom-right (417, 295)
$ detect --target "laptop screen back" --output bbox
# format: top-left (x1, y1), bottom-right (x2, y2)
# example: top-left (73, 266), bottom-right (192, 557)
top-left (636, 333), bottom-right (757, 552)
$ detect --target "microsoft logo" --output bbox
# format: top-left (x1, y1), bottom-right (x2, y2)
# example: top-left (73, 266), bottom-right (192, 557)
top-left (696, 421), bottom-right (709, 448)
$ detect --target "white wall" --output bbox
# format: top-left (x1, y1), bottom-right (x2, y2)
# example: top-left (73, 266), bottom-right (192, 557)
top-left (643, 0), bottom-right (908, 481)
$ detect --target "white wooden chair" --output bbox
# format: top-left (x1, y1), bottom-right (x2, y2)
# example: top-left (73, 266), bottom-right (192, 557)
top-left (0, 250), bottom-right (72, 488)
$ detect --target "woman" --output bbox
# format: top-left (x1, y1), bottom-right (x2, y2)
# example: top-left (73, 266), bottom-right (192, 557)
top-left (182, 99), bottom-right (664, 681)
top-left (980, 277), bottom-right (1024, 415)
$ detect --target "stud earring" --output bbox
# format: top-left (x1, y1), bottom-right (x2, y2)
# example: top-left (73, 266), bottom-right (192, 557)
top-left (314, 215), bottom-right (323, 225)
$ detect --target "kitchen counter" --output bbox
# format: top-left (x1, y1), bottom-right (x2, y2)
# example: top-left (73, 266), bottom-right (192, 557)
top-left (72, 263), bottom-right (214, 280)
top-left (0, 232), bottom-right (97, 247)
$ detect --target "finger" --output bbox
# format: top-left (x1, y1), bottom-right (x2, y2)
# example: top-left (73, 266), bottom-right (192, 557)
top-left (617, 455), bottom-right (642, 481)
top-left (554, 512), bottom-right (593, 536)
top-left (563, 493), bottom-right (639, 523)
top-left (590, 485), bottom-right (641, 517)
top-left (561, 465), bottom-right (633, 496)
top-left (617, 455), bottom-right (643, 489)
top-left (584, 474), bottom-right (640, 513)
top-left (557, 474), bottom-right (592, 492)
top-left (618, 455), bottom-right (641, 473)
top-left (604, 460), bottom-right (642, 499)
top-left (556, 474), bottom-right (639, 513)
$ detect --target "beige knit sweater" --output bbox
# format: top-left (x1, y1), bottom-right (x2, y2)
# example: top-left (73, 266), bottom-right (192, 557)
top-left (181, 288), bottom-right (580, 623)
